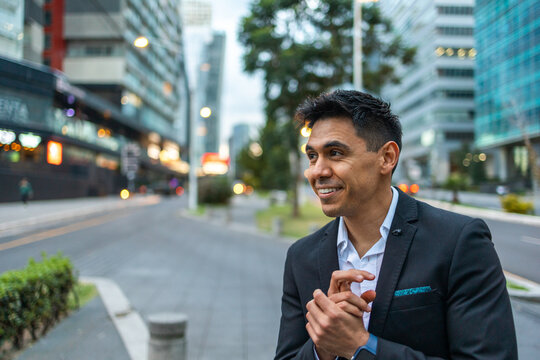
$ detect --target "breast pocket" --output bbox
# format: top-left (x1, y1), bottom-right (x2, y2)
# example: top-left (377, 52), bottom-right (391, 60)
top-left (390, 290), bottom-right (442, 311)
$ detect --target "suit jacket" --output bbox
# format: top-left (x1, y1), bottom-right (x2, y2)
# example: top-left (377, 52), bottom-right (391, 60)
top-left (275, 189), bottom-right (517, 359)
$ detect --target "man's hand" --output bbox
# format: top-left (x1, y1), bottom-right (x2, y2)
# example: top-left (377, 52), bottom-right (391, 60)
top-left (328, 270), bottom-right (375, 296)
top-left (306, 290), bottom-right (371, 359)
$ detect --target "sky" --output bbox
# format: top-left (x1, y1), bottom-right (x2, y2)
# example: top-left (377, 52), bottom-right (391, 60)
top-left (208, 0), bottom-right (265, 144)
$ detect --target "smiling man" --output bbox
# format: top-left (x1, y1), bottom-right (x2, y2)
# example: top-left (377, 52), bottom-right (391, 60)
top-left (274, 90), bottom-right (517, 360)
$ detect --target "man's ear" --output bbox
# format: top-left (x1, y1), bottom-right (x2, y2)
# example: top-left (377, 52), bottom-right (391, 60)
top-left (379, 141), bottom-right (400, 175)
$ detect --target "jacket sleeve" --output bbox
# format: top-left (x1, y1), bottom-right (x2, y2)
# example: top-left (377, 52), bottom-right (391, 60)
top-left (373, 219), bottom-right (518, 359)
top-left (275, 246), bottom-right (317, 360)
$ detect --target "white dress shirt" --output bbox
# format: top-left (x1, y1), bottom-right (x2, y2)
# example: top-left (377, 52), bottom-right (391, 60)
top-left (337, 186), bottom-right (399, 328)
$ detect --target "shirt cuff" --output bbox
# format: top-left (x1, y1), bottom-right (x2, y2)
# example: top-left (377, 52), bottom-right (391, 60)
top-left (312, 344), bottom-right (339, 360)
top-left (351, 334), bottom-right (378, 359)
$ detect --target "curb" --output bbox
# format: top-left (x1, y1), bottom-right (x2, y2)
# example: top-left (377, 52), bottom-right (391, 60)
top-left (504, 271), bottom-right (540, 302)
top-left (80, 276), bottom-right (148, 360)
top-left (417, 198), bottom-right (540, 227)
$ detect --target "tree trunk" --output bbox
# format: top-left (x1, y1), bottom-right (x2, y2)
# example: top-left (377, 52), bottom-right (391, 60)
top-left (290, 150), bottom-right (301, 218)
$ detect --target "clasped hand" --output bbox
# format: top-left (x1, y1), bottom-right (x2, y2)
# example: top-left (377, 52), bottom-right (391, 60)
top-left (305, 270), bottom-right (376, 359)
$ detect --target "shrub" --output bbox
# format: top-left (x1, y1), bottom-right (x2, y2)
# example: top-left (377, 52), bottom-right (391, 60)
top-left (198, 176), bottom-right (232, 205)
top-left (0, 253), bottom-right (76, 350)
top-left (500, 194), bottom-right (534, 214)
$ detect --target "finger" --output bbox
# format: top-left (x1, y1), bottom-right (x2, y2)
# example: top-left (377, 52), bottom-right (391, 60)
top-left (361, 290), bottom-right (376, 304)
top-left (336, 300), bottom-right (363, 318)
top-left (329, 291), bottom-right (371, 313)
top-left (328, 270), bottom-right (375, 296)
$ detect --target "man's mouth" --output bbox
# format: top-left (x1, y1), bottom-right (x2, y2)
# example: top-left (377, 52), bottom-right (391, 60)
top-left (318, 188), bottom-right (339, 194)
top-left (316, 187), bottom-right (342, 198)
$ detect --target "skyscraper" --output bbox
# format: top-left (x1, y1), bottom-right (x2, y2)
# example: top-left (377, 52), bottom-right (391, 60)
top-left (475, 0), bottom-right (540, 189)
top-left (380, 1), bottom-right (476, 184)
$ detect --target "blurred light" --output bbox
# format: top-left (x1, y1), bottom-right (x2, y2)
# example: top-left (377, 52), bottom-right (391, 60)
top-left (466, 153), bottom-right (472, 160)
top-left (148, 132), bottom-right (161, 143)
top-left (398, 183), bottom-right (409, 193)
top-left (245, 185), bottom-right (254, 195)
top-left (200, 107), bottom-right (212, 118)
top-left (457, 48), bottom-right (466, 58)
top-left (65, 108), bottom-right (75, 117)
top-left (300, 125), bottom-right (311, 137)
top-left (249, 142), bottom-right (263, 157)
top-left (67, 95), bottom-right (75, 104)
top-left (473, 154), bottom-right (479, 162)
top-left (47, 141), bottom-right (63, 165)
top-left (463, 159), bottom-right (470, 167)
top-left (445, 48), bottom-right (454, 56)
top-left (0, 129), bottom-right (16, 144)
top-left (479, 153), bottom-right (487, 161)
top-left (301, 143), bottom-right (307, 153)
top-left (3, 144), bottom-right (10, 151)
top-left (134, 36), bottom-right (149, 48)
top-left (121, 96), bottom-right (129, 105)
top-left (201, 153), bottom-right (229, 175)
top-left (435, 47), bottom-right (445, 56)
top-left (19, 133), bottom-right (41, 148)
top-left (410, 184), bottom-right (420, 194)
top-left (200, 63), bottom-right (211, 71)
top-left (97, 128), bottom-right (107, 138)
top-left (17, 33), bottom-right (23, 41)
top-left (147, 144), bottom-right (161, 160)
top-left (120, 189), bottom-right (130, 200)
top-left (421, 129), bottom-right (435, 147)
top-left (159, 149), bottom-right (169, 162)
top-left (468, 48), bottom-right (477, 58)
top-left (11, 143), bottom-right (21, 151)
top-left (61, 126), bottom-right (68, 135)
top-left (197, 126), bottom-right (207, 136)
top-left (162, 81), bottom-right (173, 96)
top-left (176, 186), bottom-right (184, 196)
top-left (233, 183), bottom-right (246, 195)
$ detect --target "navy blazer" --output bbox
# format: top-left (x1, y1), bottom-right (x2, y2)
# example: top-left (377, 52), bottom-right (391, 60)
top-left (275, 189), bottom-right (517, 359)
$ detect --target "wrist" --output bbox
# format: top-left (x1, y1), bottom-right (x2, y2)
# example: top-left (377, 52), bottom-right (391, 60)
top-left (350, 334), bottom-right (377, 360)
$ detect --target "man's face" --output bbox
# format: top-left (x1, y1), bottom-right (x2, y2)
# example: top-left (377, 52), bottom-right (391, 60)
top-left (304, 117), bottom-right (384, 218)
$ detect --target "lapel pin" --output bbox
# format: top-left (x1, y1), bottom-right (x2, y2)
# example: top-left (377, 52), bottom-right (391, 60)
top-left (392, 229), bottom-right (402, 236)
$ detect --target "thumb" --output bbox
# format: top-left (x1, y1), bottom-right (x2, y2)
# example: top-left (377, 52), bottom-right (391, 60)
top-left (361, 290), bottom-right (376, 304)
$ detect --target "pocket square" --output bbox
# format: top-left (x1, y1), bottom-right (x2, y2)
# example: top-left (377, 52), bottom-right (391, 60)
top-left (394, 286), bottom-right (432, 297)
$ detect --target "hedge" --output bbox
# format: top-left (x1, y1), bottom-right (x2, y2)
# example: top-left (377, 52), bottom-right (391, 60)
top-left (0, 253), bottom-right (76, 350)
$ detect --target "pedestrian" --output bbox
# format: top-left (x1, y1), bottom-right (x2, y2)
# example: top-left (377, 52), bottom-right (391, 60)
top-left (275, 90), bottom-right (517, 359)
top-left (19, 177), bottom-right (33, 205)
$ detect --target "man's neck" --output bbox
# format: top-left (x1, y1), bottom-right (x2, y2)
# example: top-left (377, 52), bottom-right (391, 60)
top-left (343, 187), bottom-right (393, 258)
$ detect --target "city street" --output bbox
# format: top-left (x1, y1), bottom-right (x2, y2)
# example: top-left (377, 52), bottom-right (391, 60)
top-left (0, 195), bottom-right (539, 358)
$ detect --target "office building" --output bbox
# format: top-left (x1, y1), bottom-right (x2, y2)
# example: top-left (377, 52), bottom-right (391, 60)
top-left (380, 0), bottom-right (476, 184)
top-left (475, 0), bottom-right (540, 189)
top-left (229, 123), bottom-right (251, 179)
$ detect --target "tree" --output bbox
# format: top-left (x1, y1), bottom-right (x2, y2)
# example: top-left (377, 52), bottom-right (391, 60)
top-left (238, 0), bottom-right (416, 217)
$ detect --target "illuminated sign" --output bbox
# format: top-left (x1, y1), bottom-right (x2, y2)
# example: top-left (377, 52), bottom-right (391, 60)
top-left (201, 152), bottom-right (229, 175)
top-left (47, 141), bottom-right (63, 165)
top-left (0, 129), bottom-right (16, 144)
top-left (19, 133), bottom-right (41, 148)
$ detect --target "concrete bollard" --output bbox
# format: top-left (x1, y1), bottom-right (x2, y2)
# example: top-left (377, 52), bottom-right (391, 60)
top-left (272, 217), bottom-right (283, 236)
top-left (147, 313), bottom-right (188, 360)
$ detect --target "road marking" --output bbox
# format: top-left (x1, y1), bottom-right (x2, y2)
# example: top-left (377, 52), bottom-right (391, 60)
top-left (520, 236), bottom-right (540, 246)
top-left (0, 212), bottom-right (127, 252)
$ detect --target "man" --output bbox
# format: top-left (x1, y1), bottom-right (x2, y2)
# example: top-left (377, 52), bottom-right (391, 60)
top-left (275, 90), bottom-right (517, 359)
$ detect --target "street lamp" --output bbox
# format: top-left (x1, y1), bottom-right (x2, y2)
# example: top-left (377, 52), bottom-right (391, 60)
top-left (353, 0), bottom-right (379, 90)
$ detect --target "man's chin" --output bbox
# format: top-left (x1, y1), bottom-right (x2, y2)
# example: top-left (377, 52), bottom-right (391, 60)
top-left (320, 205), bottom-right (340, 218)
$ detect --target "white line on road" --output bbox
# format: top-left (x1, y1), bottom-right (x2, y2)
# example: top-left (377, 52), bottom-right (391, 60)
top-left (520, 236), bottom-right (540, 245)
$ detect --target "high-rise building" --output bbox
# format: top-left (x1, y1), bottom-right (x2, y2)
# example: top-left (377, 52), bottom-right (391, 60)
top-left (475, 0), bottom-right (540, 189)
top-left (380, 1), bottom-right (476, 184)
top-left (198, 31), bottom-right (225, 154)
top-left (229, 123), bottom-right (251, 179)
top-left (61, 0), bottom-right (186, 145)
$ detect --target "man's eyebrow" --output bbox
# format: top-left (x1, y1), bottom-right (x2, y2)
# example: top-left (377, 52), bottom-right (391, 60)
top-left (324, 141), bottom-right (351, 151)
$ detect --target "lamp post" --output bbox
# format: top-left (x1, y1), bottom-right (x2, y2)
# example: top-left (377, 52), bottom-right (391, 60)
top-left (353, 0), bottom-right (379, 90)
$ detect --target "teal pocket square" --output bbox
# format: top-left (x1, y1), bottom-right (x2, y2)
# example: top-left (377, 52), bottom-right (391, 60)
top-left (394, 286), bottom-right (432, 297)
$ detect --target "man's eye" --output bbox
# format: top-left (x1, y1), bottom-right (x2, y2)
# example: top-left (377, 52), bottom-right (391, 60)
top-left (307, 152), bottom-right (317, 160)
top-left (330, 150), bottom-right (343, 156)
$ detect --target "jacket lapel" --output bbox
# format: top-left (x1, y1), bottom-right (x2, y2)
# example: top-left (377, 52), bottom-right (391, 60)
top-left (318, 218), bottom-right (340, 294)
top-left (368, 189), bottom-right (418, 335)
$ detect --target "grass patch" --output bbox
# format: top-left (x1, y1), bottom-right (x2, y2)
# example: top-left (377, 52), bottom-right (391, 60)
top-left (68, 282), bottom-right (98, 310)
top-left (187, 205), bottom-right (206, 217)
top-left (256, 201), bottom-right (334, 238)
top-left (506, 280), bottom-right (529, 291)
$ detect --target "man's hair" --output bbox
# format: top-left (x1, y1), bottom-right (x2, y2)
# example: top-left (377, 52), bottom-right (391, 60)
top-left (295, 90), bottom-right (402, 152)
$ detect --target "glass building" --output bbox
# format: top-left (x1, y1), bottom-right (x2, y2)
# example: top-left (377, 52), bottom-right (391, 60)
top-left (475, 0), bottom-right (540, 188)
top-left (380, 0), bottom-right (476, 184)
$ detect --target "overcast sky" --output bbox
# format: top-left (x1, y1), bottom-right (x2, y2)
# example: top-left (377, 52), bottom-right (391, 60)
top-left (210, 0), bottom-right (265, 144)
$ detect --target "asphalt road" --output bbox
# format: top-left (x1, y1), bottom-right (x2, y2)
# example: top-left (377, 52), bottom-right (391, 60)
top-left (0, 196), bottom-right (538, 358)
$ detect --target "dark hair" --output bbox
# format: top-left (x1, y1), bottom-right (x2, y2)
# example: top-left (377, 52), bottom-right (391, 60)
top-left (295, 90), bottom-right (402, 152)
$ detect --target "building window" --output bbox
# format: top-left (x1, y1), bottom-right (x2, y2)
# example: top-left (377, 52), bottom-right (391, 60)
top-left (437, 68), bottom-right (474, 77)
top-left (436, 27), bottom-right (474, 36)
top-left (437, 6), bottom-right (473, 15)
top-left (45, 11), bottom-right (52, 26)
top-left (44, 34), bottom-right (51, 49)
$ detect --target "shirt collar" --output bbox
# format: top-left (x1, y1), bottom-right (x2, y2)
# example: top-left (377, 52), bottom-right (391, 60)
top-left (337, 187), bottom-right (399, 258)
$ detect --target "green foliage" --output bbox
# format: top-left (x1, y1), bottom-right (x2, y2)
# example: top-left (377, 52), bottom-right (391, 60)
top-left (0, 253), bottom-right (76, 351)
top-left (238, 0), bottom-right (416, 202)
top-left (198, 176), bottom-right (233, 205)
top-left (443, 172), bottom-right (469, 191)
top-left (500, 194), bottom-right (534, 215)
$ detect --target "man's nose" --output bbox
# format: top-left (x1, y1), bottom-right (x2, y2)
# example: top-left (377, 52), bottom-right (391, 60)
top-left (310, 158), bottom-right (332, 179)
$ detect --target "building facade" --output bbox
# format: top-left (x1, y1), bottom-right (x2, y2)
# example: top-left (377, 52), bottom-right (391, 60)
top-left (380, 0), bottom-right (476, 184)
top-left (228, 123), bottom-right (251, 179)
top-left (475, 0), bottom-right (540, 190)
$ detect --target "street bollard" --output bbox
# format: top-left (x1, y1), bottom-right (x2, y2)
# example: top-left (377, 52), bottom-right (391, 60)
top-left (147, 313), bottom-right (188, 360)
top-left (272, 217), bottom-right (283, 236)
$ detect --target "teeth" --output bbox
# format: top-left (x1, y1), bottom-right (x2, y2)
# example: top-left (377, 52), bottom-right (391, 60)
top-left (319, 188), bottom-right (337, 194)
